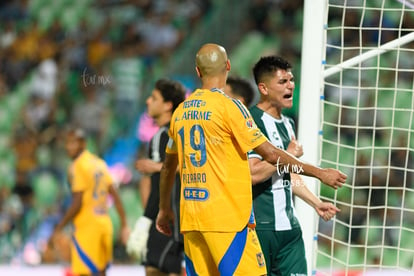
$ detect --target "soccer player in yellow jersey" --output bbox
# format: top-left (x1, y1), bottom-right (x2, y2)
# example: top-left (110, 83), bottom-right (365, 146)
top-left (49, 128), bottom-right (129, 276)
top-left (156, 43), bottom-right (347, 276)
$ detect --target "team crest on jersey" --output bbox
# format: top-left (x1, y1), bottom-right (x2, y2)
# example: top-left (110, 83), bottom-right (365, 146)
top-left (246, 118), bottom-right (254, 128)
top-left (256, 252), bottom-right (265, 267)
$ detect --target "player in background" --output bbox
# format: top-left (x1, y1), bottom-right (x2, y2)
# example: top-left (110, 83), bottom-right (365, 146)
top-left (224, 75), bottom-right (256, 107)
top-left (48, 127), bottom-right (130, 276)
top-left (248, 55), bottom-right (341, 276)
top-left (127, 79), bottom-right (186, 276)
top-left (135, 111), bottom-right (162, 209)
top-left (155, 43), bottom-right (347, 276)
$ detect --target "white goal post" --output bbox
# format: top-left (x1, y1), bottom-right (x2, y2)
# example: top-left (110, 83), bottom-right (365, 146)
top-left (296, 0), bottom-right (327, 275)
top-left (297, 0), bottom-right (414, 275)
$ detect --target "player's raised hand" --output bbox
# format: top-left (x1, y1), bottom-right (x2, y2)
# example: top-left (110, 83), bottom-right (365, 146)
top-left (120, 224), bottom-right (131, 246)
top-left (156, 209), bottom-right (175, 236)
top-left (315, 201), bottom-right (341, 221)
top-left (287, 136), bottom-right (303, 157)
top-left (319, 168), bottom-right (347, 189)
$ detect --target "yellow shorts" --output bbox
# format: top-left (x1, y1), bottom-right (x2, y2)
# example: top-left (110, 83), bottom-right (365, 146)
top-left (71, 221), bottom-right (113, 275)
top-left (184, 226), bottom-right (266, 276)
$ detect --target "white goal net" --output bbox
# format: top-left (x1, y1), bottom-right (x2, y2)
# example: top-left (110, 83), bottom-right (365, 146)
top-left (312, 0), bottom-right (414, 275)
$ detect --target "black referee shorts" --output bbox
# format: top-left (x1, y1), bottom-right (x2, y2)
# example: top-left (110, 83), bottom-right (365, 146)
top-left (145, 223), bottom-right (184, 273)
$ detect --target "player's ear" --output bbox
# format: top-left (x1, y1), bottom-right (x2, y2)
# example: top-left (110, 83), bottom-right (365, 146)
top-left (258, 83), bottom-right (268, 95)
top-left (226, 59), bottom-right (231, 71)
top-left (164, 101), bottom-right (173, 112)
top-left (196, 66), bottom-right (202, 78)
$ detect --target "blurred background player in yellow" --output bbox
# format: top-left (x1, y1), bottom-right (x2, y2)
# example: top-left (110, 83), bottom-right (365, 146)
top-left (48, 127), bottom-right (130, 276)
top-left (155, 43), bottom-right (347, 276)
top-left (127, 79), bottom-right (186, 276)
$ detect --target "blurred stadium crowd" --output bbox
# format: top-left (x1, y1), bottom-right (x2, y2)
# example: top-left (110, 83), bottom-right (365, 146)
top-left (0, 0), bottom-right (304, 266)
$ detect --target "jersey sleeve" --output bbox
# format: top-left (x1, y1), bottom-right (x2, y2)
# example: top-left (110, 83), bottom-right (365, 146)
top-left (70, 163), bottom-right (87, 192)
top-left (247, 149), bottom-right (263, 160)
top-left (166, 137), bottom-right (177, 154)
top-left (166, 118), bottom-right (178, 154)
top-left (225, 99), bottom-right (267, 153)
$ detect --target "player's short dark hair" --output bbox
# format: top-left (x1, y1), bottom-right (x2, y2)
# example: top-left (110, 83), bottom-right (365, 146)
top-left (226, 76), bottom-right (256, 107)
top-left (253, 56), bottom-right (292, 85)
top-left (155, 78), bottom-right (186, 112)
top-left (65, 125), bottom-right (86, 141)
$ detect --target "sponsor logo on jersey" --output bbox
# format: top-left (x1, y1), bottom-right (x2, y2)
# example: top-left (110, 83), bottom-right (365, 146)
top-left (183, 187), bottom-right (209, 201)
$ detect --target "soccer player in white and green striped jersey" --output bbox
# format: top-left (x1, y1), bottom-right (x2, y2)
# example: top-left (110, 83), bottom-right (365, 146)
top-left (248, 56), bottom-right (342, 276)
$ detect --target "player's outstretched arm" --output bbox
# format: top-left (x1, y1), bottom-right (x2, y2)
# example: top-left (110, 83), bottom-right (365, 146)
top-left (54, 191), bottom-right (83, 232)
top-left (108, 185), bottom-right (130, 245)
top-left (48, 191), bottom-right (82, 248)
top-left (290, 174), bottom-right (340, 221)
top-left (315, 201), bottom-right (341, 221)
top-left (254, 141), bottom-right (347, 189)
top-left (249, 138), bottom-right (305, 185)
top-left (249, 157), bottom-right (278, 185)
top-left (156, 152), bottom-right (178, 236)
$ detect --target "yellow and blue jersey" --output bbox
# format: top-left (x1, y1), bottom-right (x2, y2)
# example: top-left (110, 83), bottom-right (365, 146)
top-left (166, 88), bottom-right (267, 232)
top-left (68, 150), bottom-right (113, 228)
top-left (67, 150), bottom-right (114, 274)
